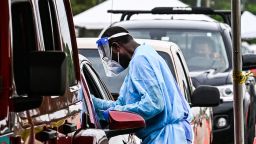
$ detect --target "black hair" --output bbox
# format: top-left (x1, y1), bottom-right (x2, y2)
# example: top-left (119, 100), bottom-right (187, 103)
top-left (101, 26), bottom-right (133, 46)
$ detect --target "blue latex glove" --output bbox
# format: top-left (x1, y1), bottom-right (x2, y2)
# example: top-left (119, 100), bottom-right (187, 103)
top-left (103, 109), bottom-right (110, 121)
top-left (102, 108), bottom-right (113, 122)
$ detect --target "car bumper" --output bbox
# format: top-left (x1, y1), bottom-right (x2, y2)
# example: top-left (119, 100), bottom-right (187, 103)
top-left (212, 101), bottom-right (234, 144)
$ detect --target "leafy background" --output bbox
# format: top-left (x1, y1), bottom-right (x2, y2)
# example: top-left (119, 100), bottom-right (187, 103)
top-left (71, 0), bottom-right (256, 15)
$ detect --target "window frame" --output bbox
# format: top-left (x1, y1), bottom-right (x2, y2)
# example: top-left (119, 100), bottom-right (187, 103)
top-left (54, 0), bottom-right (79, 86)
top-left (38, 0), bottom-right (61, 51)
top-left (171, 48), bottom-right (193, 103)
top-left (81, 60), bottom-right (113, 101)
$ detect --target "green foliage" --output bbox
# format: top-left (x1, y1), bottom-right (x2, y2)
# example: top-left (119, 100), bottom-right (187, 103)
top-left (210, 15), bottom-right (224, 22)
top-left (211, 0), bottom-right (231, 10)
top-left (246, 39), bottom-right (256, 44)
top-left (181, 0), bottom-right (194, 6)
top-left (245, 3), bottom-right (256, 14)
top-left (71, 0), bottom-right (105, 15)
top-left (180, 0), bottom-right (231, 9)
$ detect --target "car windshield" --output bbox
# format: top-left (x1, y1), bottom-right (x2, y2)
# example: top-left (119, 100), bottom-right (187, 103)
top-left (79, 49), bottom-right (176, 93)
top-left (127, 29), bottom-right (229, 72)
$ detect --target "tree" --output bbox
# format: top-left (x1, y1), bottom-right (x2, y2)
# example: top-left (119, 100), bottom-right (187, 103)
top-left (71, 0), bottom-right (106, 15)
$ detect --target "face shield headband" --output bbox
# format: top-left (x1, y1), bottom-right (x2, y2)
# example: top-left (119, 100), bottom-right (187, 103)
top-left (96, 32), bottom-right (129, 77)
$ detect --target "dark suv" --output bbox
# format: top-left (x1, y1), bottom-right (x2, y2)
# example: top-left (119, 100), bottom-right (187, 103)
top-left (101, 7), bottom-right (256, 144)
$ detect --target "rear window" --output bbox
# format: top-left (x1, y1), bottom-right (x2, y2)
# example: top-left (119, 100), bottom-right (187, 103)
top-left (79, 49), bottom-right (176, 93)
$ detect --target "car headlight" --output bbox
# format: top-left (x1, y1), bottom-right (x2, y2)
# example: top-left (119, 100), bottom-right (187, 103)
top-left (217, 85), bottom-right (233, 97)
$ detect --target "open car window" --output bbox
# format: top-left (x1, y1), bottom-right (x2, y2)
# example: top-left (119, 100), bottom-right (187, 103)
top-left (81, 61), bottom-right (112, 100)
top-left (79, 49), bottom-right (178, 94)
top-left (79, 49), bottom-right (128, 94)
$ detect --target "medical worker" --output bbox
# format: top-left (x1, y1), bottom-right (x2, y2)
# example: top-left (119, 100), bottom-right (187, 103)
top-left (93, 26), bottom-right (193, 144)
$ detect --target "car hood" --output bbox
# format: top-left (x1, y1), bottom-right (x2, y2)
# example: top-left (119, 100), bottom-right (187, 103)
top-left (190, 69), bottom-right (232, 87)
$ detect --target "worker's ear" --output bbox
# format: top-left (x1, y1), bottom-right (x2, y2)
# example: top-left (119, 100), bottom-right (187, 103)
top-left (111, 42), bottom-right (121, 52)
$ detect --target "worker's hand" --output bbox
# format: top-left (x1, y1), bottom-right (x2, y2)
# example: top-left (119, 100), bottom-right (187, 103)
top-left (103, 110), bottom-right (110, 121)
top-left (102, 107), bottom-right (113, 122)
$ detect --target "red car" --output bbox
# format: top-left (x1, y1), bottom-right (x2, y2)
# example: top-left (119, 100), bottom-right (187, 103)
top-left (0, 0), bottom-right (81, 143)
top-left (0, 0), bottom-right (145, 143)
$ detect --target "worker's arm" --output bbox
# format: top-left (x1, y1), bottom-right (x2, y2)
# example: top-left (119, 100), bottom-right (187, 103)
top-left (112, 55), bottom-right (165, 120)
top-left (92, 94), bottom-right (124, 110)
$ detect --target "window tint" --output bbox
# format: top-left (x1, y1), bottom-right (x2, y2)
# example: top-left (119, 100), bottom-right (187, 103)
top-left (12, 2), bottom-right (37, 95)
top-left (157, 51), bottom-right (177, 81)
top-left (39, 0), bottom-right (60, 50)
top-left (55, 0), bottom-right (76, 86)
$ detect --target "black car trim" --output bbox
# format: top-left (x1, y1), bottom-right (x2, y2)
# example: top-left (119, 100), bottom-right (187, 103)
top-left (108, 7), bottom-right (232, 25)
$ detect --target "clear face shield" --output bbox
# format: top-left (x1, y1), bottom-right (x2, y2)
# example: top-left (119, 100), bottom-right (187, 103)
top-left (96, 32), bottom-right (129, 77)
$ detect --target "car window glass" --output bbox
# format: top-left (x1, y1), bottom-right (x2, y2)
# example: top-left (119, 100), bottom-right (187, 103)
top-left (157, 51), bottom-right (177, 81)
top-left (55, 0), bottom-right (77, 86)
top-left (39, 0), bottom-right (60, 50)
top-left (12, 2), bottom-right (37, 95)
top-left (128, 29), bottom-right (229, 72)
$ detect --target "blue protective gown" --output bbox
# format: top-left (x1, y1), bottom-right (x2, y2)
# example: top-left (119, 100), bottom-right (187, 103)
top-left (92, 44), bottom-right (193, 144)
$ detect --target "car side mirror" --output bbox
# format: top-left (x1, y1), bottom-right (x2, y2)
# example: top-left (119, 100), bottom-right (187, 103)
top-left (191, 85), bottom-right (220, 107)
top-left (105, 111), bottom-right (146, 138)
top-left (28, 51), bottom-right (67, 96)
top-left (242, 54), bottom-right (256, 71)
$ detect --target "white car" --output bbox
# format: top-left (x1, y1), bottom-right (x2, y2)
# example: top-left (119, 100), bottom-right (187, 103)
top-left (77, 38), bottom-right (220, 144)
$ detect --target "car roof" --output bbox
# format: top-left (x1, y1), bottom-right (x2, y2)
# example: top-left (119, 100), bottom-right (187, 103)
top-left (111, 19), bottom-right (222, 31)
top-left (77, 37), bottom-right (180, 54)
